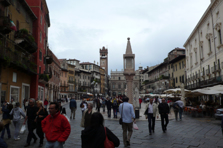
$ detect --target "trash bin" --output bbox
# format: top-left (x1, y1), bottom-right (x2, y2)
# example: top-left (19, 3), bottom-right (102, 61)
top-left (135, 109), bottom-right (139, 119)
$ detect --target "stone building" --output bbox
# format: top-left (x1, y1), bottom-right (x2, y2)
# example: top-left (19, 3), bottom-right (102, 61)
top-left (59, 59), bottom-right (68, 99)
top-left (184, 0), bottom-right (223, 90)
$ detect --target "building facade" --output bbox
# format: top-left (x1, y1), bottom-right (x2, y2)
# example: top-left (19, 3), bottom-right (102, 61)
top-left (100, 67), bottom-right (106, 95)
top-left (168, 48), bottom-right (186, 88)
top-left (0, 0), bottom-right (37, 107)
top-left (59, 59), bottom-right (68, 99)
top-left (26, 0), bottom-right (50, 101)
top-left (184, 0), bottom-right (223, 90)
top-left (67, 63), bottom-right (75, 97)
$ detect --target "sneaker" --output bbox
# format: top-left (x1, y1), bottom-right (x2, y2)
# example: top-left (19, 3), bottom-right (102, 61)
top-left (15, 138), bottom-right (20, 141)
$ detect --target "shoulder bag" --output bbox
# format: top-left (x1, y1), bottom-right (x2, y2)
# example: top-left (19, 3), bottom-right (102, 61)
top-left (119, 103), bottom-right (124, 125)
top-left (104, 127), bottom-right (115, 148)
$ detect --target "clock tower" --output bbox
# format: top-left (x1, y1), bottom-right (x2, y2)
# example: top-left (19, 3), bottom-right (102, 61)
top-left (100, 46), bottom-right (108, 76)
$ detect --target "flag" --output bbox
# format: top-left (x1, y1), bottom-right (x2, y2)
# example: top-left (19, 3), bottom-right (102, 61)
top-left (10, 20), bottom-right (17, 31)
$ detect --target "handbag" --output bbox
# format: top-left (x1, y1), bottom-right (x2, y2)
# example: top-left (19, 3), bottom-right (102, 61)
top-left (119, 103), bottom-right (124, 125)
top-left (104, 127), bottom-right (115, 148)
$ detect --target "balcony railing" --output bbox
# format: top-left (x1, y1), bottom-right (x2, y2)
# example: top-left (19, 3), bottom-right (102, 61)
top-left (0, 34), bottom-right (37, 74)
top-left (68, 80), bottom-right (75, 84)
top-left (0, 16), bottom-right (12, 34)
top-left (14, 29), bottom-right (37, 54)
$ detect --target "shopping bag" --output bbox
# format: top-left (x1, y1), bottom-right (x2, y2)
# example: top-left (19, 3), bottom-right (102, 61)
top-left (133, 122), bottom-right (139, 130)
top-left (20, 125), bottom-right (26, 134)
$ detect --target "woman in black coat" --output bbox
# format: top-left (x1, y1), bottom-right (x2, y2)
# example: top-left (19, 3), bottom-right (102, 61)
top-left (81, 112), bottom-right (120, 148)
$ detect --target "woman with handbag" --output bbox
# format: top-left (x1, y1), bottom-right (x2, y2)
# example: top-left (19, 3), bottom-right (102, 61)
top-left (35, 101), bottom-right (48, 147)
top-left (10, 102), bottom-right (26, 140)
top-left (81, 112), bottom-right (120, 148)
top-left (1, 103), bottom-right (13, 139)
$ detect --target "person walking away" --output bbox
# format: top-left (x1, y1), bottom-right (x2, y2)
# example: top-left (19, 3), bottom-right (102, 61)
top-left (0, 122), bottom-right (8, 148)
top-left (44, 99), bottom-right (49, 110)
top-left (96, 98), bottom-right (101, 112)
top-left (139, 98), bottom-right (142, 109)
top-left (102, 99), bottom-right (106, 113)
top-left (144, 98), bottom-right (159, 135)
top-left (106, 98), bottom-right (112, 118)
top-left (1, 103), bottom-right (13, 139)
top-left (42, 102), bottom-right (71, 148)
top-left (158, 99), bottom-right (169, 133)
top-left (10, 102), bottom-right (26, 140)
top-left (69, 98), bottom-right (77, 119)
top-left (119, 97), bottom-right (135, 147)
top-left (112, 98), bottom-right (118, 118)
top-left (81, 103), bottom-right (95, 129)
top-left (23, 98), bottom-right (39, 147)
top-left (81, 112), bottom-right (120, 148)
top-left (36, 101), bottom-right (48, 147)
top-left (175, 99), bottom-right (184, 121)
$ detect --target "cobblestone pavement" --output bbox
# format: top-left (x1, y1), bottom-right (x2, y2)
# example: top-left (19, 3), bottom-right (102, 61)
top-left (5, 101), bottom-right (223, 148)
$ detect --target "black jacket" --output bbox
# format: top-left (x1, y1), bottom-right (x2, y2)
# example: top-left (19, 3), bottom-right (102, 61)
top-left (106, 100), bottom-right (112, 110)
top-left (81, 126), bottom-right (120, 148)
top-left (158, 103), bottom-right (170, 114)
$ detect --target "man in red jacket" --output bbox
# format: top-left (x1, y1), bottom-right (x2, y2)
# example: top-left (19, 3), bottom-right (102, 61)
top-left (42, 102), bottom-right (71, 148)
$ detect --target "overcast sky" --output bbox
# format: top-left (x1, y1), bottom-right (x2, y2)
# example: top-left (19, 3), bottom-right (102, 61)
top-left (47, 0), bottom-right (210, 74)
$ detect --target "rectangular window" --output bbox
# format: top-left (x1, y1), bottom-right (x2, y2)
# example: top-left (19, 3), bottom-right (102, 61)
top-left (10, 86), bottom-right (20, 102)
top-left (179, 63), bottom-right (181, 69)
top-left (195, 52), bottom-right (197, 62)
top-left (180, 76), bottom-right (181, 83)
top-left (175, 65), bottom-right (177, 71)
top-left (118, 84), bottom-right (121, 89)
top-left (219, 30), bottom-right (222, 45)
top-left (182, 61), bottom-right (184, 68)
top-left (12, 72), bottom-right (17, 82)
top-left (182, 75), bottom-right (184, 83)
top-left (201, 46), bottom-right (204, 58)
top-left (176, 77), bottom-right (178, 83)
top-left (39, 50), bottom-right (42, 60)
top-left (208, 39), bottom-right (211, 52)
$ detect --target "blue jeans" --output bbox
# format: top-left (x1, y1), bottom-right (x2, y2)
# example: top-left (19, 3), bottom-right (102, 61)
top-left (113, 108), bottom-right (117, 117)
top-left (45, 141), bottom-right (64, 148)
top-left (175, 108), bottom-right (183, 120)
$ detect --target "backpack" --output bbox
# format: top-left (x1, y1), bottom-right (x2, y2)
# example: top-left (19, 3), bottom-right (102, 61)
top-left (173, 103), bottom-right (180, 111)
top-left (113, 100), bottom-right (118, 107)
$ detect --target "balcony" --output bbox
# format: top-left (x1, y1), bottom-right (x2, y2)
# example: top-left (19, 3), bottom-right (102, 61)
top-left (0, 16), bottom-right (12, 34)
top-left (14, 29), bottom-right (37, 54)
top-left (68, 80), bottom-right (75, 84)
top-left (0, 0), bottom-right (11, 6)
top-left (211, 67), bottom-right (215, 74)
top-left (39, 74), bottom-right (50, 84)
top-left (0, 35), bottom-right (37, 74)
top-left (206, 69), bottom-right (210, 76)
top-left (215, 65), bottom-right (221, 73)
top-left (60, 84), bottom-right (68, 87)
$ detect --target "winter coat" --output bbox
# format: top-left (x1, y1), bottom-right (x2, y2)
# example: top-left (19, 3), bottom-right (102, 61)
top-left (42, 112), bottom-right (71, 142)
top-left (80, 109), bottom-right (96, 128)
top-left (158, 103), bottom-right (170, 114)
top-left (106, 100), bottom-right (112, 110)
top-left (10, 107), bottom-right (26, 122)
top-left (1, 105), bottom-right (10, 120)
top-left (81, 126), bottom-right (120, 148)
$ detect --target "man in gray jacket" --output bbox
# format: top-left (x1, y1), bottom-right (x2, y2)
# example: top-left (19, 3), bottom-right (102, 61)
top-left (10, 102), bottom-right (26, 140)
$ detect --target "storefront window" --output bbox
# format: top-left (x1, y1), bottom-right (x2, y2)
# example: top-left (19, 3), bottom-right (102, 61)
top-left (11, 86), bottom-right (20, 102)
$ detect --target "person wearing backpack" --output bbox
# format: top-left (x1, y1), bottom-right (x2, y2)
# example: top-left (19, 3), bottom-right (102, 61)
top-left (112, 98), bottom-right (118, 118)
top-left (10, 102), bottom-right (26, 140)
top-left (1, 103), bottom-right (13, 139)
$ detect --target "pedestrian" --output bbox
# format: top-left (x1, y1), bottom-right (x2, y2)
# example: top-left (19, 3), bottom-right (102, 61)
top-left (158, 98), bottom-right (170, 133)
top-left (42, 102), bottom-right (71, 148)
top-left (106, 98), bottom-right (112, 118)
top-left (81, 112), bottom-right (120, 148)
top-left (144, 97), bottom-right (159, 135)
top-left (23, 98), bottom-right (27, 111)
top-left (139, 98), bottom-right (142, 109)
top-left (1, 103), bottom-right (13, 139)
top-left (175, 99), bottom-right (184, 121)
top-left (23, 98), bottom-right (38, 147)
top-left (81, 103), bottom-right (95, 129)
top-left (10, 102), bottom-right (26, 140)
top-left (96, 98), bottom-right (101, 112)
top-left (112, 98), bottom-right (118, 118)
top-left (80, 99), bottom-right (88, 115)
top-left (69, 97), bottom-right (77, 119)
top-left (119, 97), bottom-right (135, 147)
top-left (102, 98), bottom-right (106, 113)
top-left (36, 101), bottom-right (48, 147)
top-left (0, 122), bottom-right (8, 148)
top-left (44, 99), bottom-right (49, 110)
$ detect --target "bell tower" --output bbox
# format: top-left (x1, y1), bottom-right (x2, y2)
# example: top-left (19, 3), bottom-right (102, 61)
top-left (100, 46), bottom-right (108, 76)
